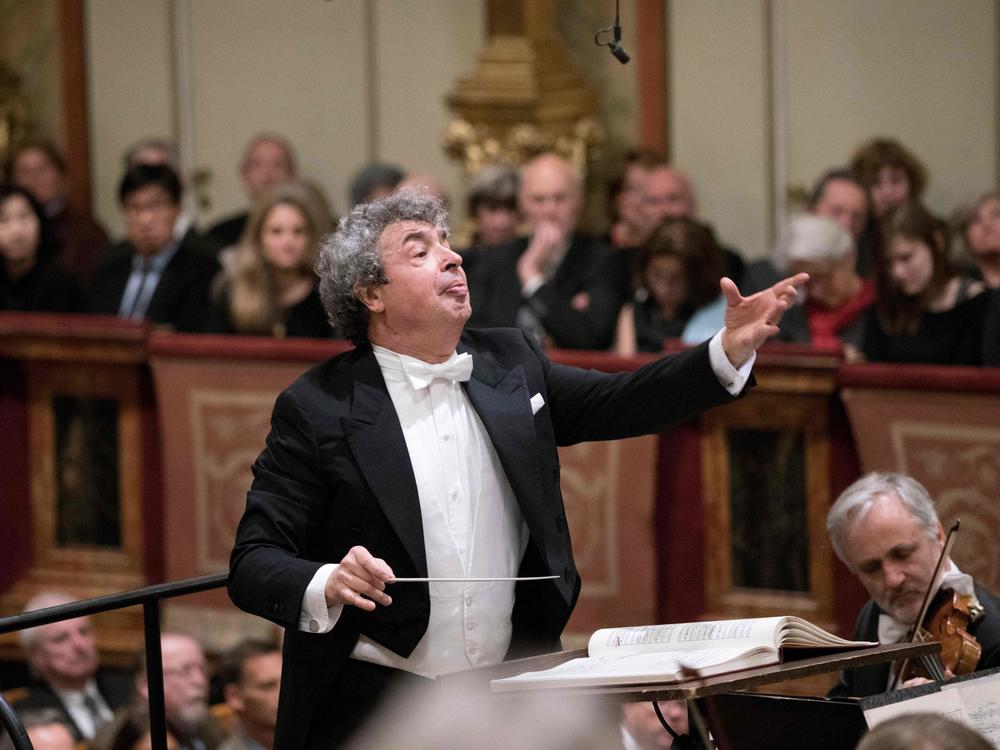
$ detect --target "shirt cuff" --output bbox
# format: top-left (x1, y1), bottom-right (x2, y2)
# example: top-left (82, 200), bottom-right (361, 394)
top-left (521, 275), bottom-right (545, 298)
top-left (708, 330), bottom-right (754, 396)
top-left (297, 563), bottom-right (343, 634)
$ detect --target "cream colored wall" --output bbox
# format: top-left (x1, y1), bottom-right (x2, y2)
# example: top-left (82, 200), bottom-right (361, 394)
top-left (86, 0), bottom-right (174, 237)
top-left (669, 0), bottom-right (771, 260)
top-left (85, 0), bottom-right (485, 237)
top-left (669, 0), bottom-right (998, 261)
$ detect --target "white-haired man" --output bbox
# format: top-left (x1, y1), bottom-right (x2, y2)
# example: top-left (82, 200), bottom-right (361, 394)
top-left (12, 592), bottom-right (131, 742)
top-left (826, 473), bottom-right (1000, 697)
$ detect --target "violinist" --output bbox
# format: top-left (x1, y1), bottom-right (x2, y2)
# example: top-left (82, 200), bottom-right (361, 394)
top-left (826, 472), bottom-right (1000, 697)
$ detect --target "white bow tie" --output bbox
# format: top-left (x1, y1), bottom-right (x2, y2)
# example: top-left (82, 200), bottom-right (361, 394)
top-left (403, 353), bottom-right (473, 390)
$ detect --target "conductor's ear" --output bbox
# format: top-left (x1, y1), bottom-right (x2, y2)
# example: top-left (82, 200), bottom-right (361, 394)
top-left (356, 283), bottom-right (384, 314)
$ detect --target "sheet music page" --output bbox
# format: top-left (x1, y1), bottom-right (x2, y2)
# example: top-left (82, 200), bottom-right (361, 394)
top-left (588, 617), bottom-right (782, 658)
top-left (945, 674), bottom-right (1000, 744)
top-left (863, 689), bottom-right (967, 729)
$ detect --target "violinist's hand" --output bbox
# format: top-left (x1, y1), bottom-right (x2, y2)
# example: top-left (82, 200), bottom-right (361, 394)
top-left (324, 546), bottom-right (393, 611)
top-left (900, 668), bottom-right (954, 689)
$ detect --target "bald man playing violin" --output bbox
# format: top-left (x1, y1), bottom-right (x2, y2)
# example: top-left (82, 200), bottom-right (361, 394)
top-left (826, 472), bottom-right (1000, 697)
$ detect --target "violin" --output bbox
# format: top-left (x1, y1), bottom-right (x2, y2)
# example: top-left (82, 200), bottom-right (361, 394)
top-left (891, 520), bottom-right (985, 687)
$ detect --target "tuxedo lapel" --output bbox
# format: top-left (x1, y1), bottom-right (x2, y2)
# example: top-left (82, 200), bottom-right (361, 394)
top-left (342, 347), bottom-right (428, 576)
top-left (459, 343), bottom-right (545, 538)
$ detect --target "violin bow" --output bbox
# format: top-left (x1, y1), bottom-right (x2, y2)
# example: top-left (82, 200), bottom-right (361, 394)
top-left (889, 519), bottom-right (960, 690)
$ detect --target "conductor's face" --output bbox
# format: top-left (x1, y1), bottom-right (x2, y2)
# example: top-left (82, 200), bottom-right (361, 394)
top-left (365, 220), bottom-right (470, 337)
top-left (841, 492), bottom-right (945, 625)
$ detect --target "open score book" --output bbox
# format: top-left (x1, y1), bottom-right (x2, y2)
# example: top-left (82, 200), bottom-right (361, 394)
top-left (492, 616), bottom-right (876, 691)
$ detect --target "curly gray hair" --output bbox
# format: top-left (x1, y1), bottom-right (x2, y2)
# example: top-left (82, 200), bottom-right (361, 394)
top-left (826, 472), bottom-right (940, 568)
top-left (316, 189), bottom-right (449, 344)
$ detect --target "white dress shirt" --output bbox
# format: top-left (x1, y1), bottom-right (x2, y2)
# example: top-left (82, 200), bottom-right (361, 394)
top-left (298, 331), bottom-right (752, 676)
top-left (54, 679), bottom-right (113, 739)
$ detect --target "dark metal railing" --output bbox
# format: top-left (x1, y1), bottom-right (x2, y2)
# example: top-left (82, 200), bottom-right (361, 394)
top-left (0, 572), bottom-right (228, 750)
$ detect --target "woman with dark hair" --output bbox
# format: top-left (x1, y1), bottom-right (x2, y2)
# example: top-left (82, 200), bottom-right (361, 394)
top-left (210, 181), bottom-right (335, 338)
top-left (862, 201), bottom-right (987, 364)
top-left (0, 184), bottom-right (81, 312)
top-left (613, 217), bottom-right (726, 354)
top-left (959, 191), bottom-right (1000, 289)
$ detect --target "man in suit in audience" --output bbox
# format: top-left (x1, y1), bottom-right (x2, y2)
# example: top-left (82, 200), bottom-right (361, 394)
top-left (12, 591), bottom-right (132, 743)
top-left (827, 472), bottom-right (1000, 697)
top-left (216, 641), bottom-right (282, 750)
top-left (93, 632), bottom-right (225, 750)
top-left (228, 189), bottom-right (807, 748)
top-left (807, 169), bottom-right (869, 244)
top-left (467, 152), bottom-right (624, 349)
top-left (208, 134), bottom-right (298, 248)
top-left (86, 164), bottom-right (218, 332)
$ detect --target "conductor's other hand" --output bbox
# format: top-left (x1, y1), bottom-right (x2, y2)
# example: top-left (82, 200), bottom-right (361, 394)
top-left (720, 273), bottom-right (809, 368)
top-left (324, 546), bottom-right (394, 611)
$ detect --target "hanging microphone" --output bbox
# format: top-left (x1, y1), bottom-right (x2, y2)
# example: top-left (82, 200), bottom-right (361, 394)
top-left (595, 0), bottom-right (630, 64)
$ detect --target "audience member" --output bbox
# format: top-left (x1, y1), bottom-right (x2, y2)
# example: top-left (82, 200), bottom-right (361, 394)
top-left (208, 134), bottom-right (298, 248)
top-left (639, 163), bottom-right (745, 283)
top-left (605, 147), bottom-right (661, 250)
top-left (86, 164), bottom-right (219, 332)
top-left (850, 138), bottom-right (930, 277)
top-left (216, 641), bottom-right (281, 750)
top-left (0, 185), bottom-right (80, 312)
top-left (807, 169), bottom-right (869, 245)
top-left (94, 633), bottom-right (224, 750)
top-left (621, 700), bottom-right (688, 749)
top-left (855, 713), bottom-right (992, 750)
top-left (12, 591), bottom-right (131, 742)
top-left (396, 172), bottom-right (449, 208)
top-left (613, 218), bottom-right (727, 354)
top-left (209, 182), bottom-right (334, 338)
top-left (464, 164), bottom-right (520, 248)
top-left (0, 708), bottom-right (76, 750)
top-left (348, 162), bottom-right (404, 208)
top-left (770, 214), bottom-right (874, 351)
top-left (4, 139), bottom-right (110, 283)
top-left (123, 137), bottom-right (198, 243)
top-left (827, 473), bottom-right (1000, 698)
top-left (467, 152), bottom-right (624, 349)
top-left (959, 191), bottom-right (1000, 289)
top-left (862, 201), bottom-right (987, 364)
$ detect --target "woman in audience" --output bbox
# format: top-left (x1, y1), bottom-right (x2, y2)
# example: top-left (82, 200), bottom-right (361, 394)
top-left (613, 217), bottom-right (726, 354)
top-left (5, 140), bottom-right (110, 283)
top-left (849, 138), bottom-right (930, 277)
top-left (0, 184), bottom-right (80, 312)
top-left (862, 201), bottom-right (987, 364)
top-left (210, 181), bottom-right (335, 338)
top-left (959, 191), bottom-right (1000, 288)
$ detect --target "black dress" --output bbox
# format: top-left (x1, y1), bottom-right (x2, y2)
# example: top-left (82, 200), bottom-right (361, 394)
top-left (211, 284), bottom-right (336, 339)
top-left (862, 292), bottom-right (989, 366)
top-left (0, 255), bottom-right (81, 312)
top-left (631, 292), bottom-right (689, 353)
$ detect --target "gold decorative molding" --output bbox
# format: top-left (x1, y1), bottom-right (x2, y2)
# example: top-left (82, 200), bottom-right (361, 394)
top-left (444, 0), bottom-right (604, 174)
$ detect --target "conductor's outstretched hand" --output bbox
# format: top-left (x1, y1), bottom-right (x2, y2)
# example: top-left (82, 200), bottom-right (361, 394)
top-left (720, 273), bottom-right (809, 368)
top-left (324, 545), bottom-right (394, 611)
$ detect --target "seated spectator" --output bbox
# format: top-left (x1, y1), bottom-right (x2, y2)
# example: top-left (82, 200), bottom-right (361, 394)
top-left (12, 591), bottom-right (132, 742)
top-left (770, 214), bottom-right (874, 352)
top-left (4, 139), bottom-right (110, 283)
top-left (86, 164), bottom-right (219, 332)
top-left (348, 162), bottom-right (404, 208)
top-left (397, 172), bottom-right (449, 208)
top-left (639, 163), bottom-right (745, 283)
top-left (209, 182), bottom-right (334, 338)
top-left (959, 191), bottom-right (1000, 289)
top-left (807, 169), bottom-right (869, 245)
top-left (123, 137), bottom-right (198, 244)
top-left (107, 705), bottom-right (180, 750)
top-left (613, 218), bottom-right (726, 355)
top-left (605, 147), bottom-right (661, 250)
top-left (0, 708), bottom-right (76, 750)
top-left (466, 152), bottom-right (624, 349)
top-left (216, 641), bottom-right (281, 750)
top-left (862, 201), bottom-right (987, 364)
top-left (850, 138), bottom-right (930, 276)
top-left (208, 134), bottom-right (298, 248)
top-left (0, 185), bottom-right (80, 312)
top-left (94, 633), bottom-right (224, 750)
top-left (621, 700), bottom-right (687, 750)
top-left (464, 164), bottom-right (520, 249)
top-left (855, 713), bottom-right (992, 750)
